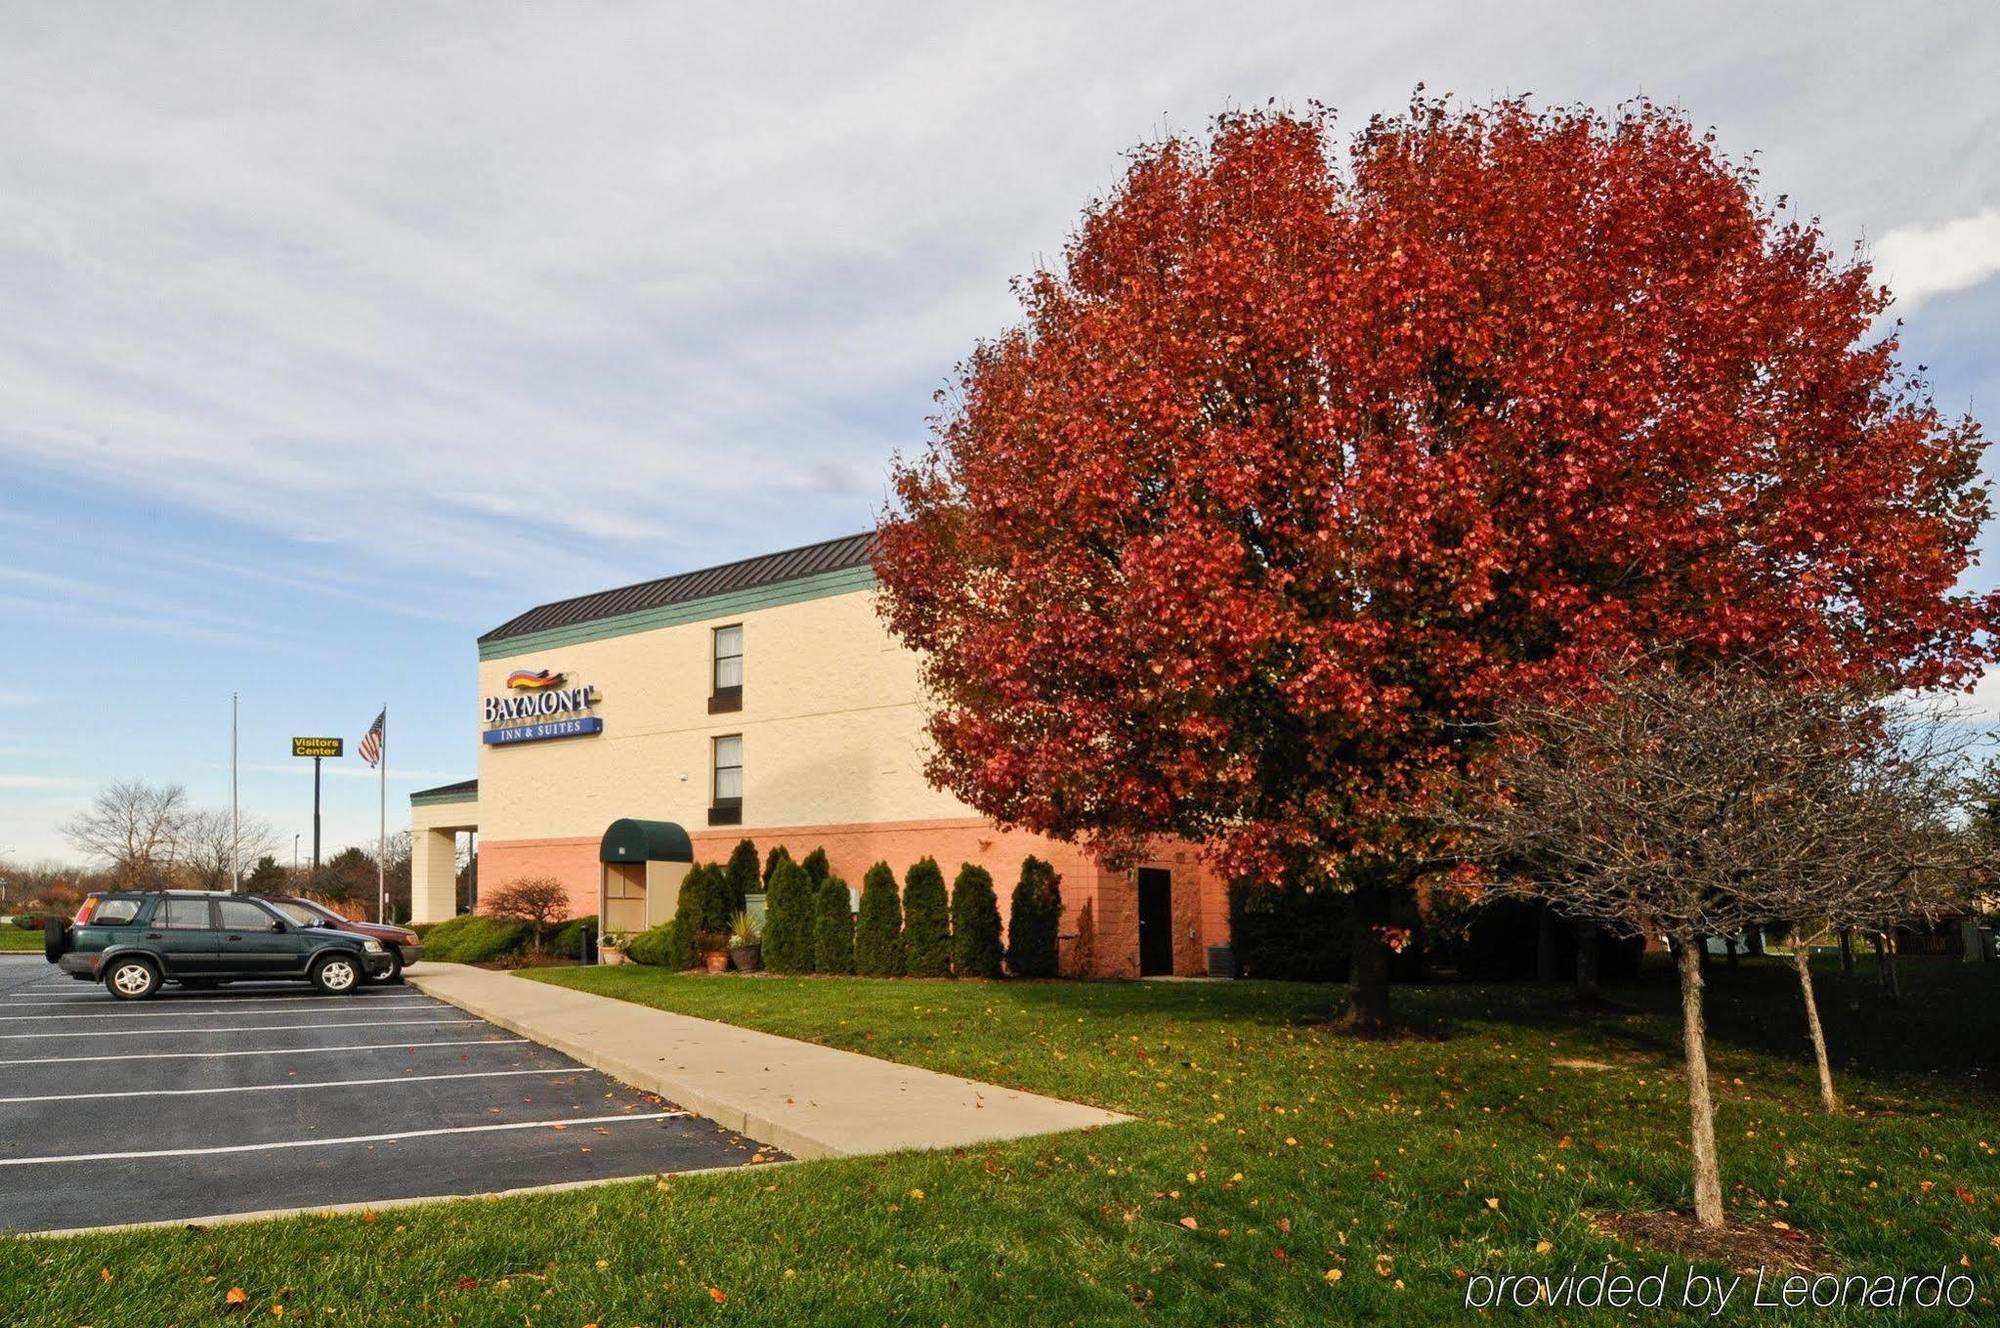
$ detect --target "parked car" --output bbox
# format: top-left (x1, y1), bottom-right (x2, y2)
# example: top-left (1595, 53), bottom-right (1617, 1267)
top-left (45, 890), bottom-right (393, 999)
top-left (253, 895), bottom-right (422, 984)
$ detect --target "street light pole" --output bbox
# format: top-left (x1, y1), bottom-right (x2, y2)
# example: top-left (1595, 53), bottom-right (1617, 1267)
top-left (293, 834), bottom-right (300, 873)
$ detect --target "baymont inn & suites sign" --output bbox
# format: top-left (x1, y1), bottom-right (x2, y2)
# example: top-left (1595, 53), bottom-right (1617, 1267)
top-left (482, 668), bottom-right (602, 746)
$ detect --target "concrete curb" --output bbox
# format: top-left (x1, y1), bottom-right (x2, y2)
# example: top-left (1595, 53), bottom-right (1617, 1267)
top-left (406, 964), bottom-right (1130, 1161)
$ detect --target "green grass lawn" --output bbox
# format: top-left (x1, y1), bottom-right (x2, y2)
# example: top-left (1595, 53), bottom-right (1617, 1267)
top-left (0, 927), bottom-right (46, 951)
top-left (4, 957), bottom-right (1995, 1325)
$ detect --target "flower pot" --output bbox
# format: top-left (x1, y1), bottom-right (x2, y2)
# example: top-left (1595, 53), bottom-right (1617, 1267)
top-left (599, 945), bottom-right (627, 967)
top-left (702, 950), bottom-right (730, 974)
top-left (729, 942), bottom-right (763, 973)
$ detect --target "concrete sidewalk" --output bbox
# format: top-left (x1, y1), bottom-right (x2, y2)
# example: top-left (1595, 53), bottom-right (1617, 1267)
top-left (406, 964), bottom-right (1129, 1160)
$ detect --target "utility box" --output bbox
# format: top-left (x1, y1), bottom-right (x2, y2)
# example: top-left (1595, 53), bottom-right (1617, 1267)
top-left (1206, 944), bottom-right (1238, 979)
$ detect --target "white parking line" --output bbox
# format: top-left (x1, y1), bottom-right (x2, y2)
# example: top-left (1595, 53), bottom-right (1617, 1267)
top-left (0, 1037), bottom-right (529, 1067)
top-left (0, 1001), bottom-right (436, 1021)
top-left (0, 1017), bottom-right (482, 1041)
top-left (0, 1111), bottom-right (693, 1167)
top-left (0, 1067), bottom-right (576, 1104)
top-left (6, 993), bottom-right (432, 1006)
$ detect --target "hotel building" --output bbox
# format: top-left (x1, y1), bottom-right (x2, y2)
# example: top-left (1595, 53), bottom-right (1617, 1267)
top-left (409, 533), bottom-right (1227, 977)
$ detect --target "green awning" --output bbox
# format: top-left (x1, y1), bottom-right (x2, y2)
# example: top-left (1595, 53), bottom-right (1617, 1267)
top-left (599, 819), bottom-right (694, 865)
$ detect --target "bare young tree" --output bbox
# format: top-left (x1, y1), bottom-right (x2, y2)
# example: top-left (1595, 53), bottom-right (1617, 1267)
top-left (62, 781), bottom-right (190, 885)
top-left (1755, 697), bottom-right (1978, 1113)
top-left (175, 808), bottom-right (279, 891)
top-left (1453, 667), bottom-right (1938, 1230)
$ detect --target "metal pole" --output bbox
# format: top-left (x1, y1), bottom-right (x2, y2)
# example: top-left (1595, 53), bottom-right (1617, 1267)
top-left (311, 757), bottom-right (322, 877)
top-left (377, 703), bottom-right (387, 923)
top-left (293, 834), bottom-right (299, 873)
top-left (231, 692), bottom-right (240, 891)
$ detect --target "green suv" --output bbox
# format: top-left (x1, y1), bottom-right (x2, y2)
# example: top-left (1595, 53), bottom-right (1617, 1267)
top-left (46, 890), bottom-right (394, 999)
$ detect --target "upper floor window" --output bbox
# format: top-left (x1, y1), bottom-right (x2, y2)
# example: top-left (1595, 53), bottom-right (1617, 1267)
top-left (710, 624), bottom-right (743, 714)
top-left (710, 734), bottom-right (743, 826)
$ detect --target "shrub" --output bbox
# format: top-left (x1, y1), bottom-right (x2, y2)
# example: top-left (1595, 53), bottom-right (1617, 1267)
top-left (483, 876), bottom-right (572, 952)
top-left (1006, 856), bottom-right (1063, 978)
top-left (627, 920), bottom-right (679, 967)
top-left (724, 839), bottom-right (760, 915)
top-left (762, 845), bottom-right (792, 887)
top-left (423, 914), bottom-right (531, 964)
top-left (951, 863), bottom-right (1004, 979)
top-left (814, 876), bottom-right (856, 974)
top-left (549, 914), bottom-right (597, 959)
top-left (1426, 894), bottom-right (1643, 983)
top-left (1226, 879), bottom-right (1426, 982)
top-left (801, 847), bottom-right (830, 886)
top-left (666, 865), bottom-right (733, 968)
top-left (411, 921), bottom-right (436, 940)
top-left (11, 915), bottom-right (49, 931)
top-left (902, 857), bottom-right (952, 977)
top-left (855, 861), bottom-right (904, 976)
top-left (763, 860), bottom-right (817, 973)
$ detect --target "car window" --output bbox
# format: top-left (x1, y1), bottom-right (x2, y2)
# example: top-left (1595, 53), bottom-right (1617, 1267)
top-left (92, 899), bottom-right (141, 926)
top-left (270, 901), bottom-right (323, 927)
top-left (216, 899), bottom-right (277, 931)
top-left (160, 899), bottom-right (212, 930)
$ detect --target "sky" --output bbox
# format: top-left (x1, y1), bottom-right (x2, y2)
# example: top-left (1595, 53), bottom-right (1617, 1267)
top-left (2, 2), bottom-right (1999, 867)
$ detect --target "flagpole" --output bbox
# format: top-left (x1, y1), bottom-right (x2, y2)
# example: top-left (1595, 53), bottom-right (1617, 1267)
top-left (231, 692), bottom-right (240, 892)
top-left (377, 703), bottom-right (387, 924)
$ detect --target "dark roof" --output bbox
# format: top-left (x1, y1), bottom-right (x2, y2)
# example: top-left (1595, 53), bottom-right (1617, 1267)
top-left (479, 532), bottom-right (876, 645)
top-left (410, 778), bottom-right (479, 802)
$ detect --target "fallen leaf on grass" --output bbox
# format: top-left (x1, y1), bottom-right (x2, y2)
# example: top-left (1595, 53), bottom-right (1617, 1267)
top-left (225, 1287), bottom-right (249, 1307)
top-left (1179, 1216), bottom-right (1199, 1230)
top-left (708, 1286), bottom-right (729, 1304)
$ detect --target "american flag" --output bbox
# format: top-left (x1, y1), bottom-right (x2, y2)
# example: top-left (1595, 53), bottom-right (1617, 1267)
top-left (359, 708), bottom-right (385, 768)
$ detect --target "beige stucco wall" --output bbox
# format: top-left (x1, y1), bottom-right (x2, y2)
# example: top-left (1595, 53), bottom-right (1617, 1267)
top-left (477, 587), bottom-right (968, 843)
top-left (409, 796), bottom-right (477, 924)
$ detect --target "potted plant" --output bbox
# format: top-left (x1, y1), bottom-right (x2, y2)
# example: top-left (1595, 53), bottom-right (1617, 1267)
top-left (698, 930), bottom-right (732, 974)
top-left (599, 931), bottom-right (631, 967)
top-left (728, 910), bottom-right (763, 973)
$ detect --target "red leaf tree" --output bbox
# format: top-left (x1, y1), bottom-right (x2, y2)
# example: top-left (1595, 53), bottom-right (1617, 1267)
top-left (874, 98), bottom-right (1994, 1023)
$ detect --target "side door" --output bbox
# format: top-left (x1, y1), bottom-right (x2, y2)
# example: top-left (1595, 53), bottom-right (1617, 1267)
top-left (146, 896), bottom-right (221, 975)
top-left (214, 897), bottom-right (303, 976)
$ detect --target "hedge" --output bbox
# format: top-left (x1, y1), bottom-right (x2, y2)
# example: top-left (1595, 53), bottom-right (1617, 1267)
top-left (723, 839), bottom-right (761, 915)
top-left (814, 876), bottom-right (856, 974)
top-left (1006, 856), bottom-right (1063, 977)
top-left (951, 863), bottom-right (1004, 979)
top-left (627, 920), bottom-right (679, 967)
top-left (1225, 880), bottom-right (1426, 983)
top-left (800, 847), bottom-right (830, 886)
top-left (902, 857), bottom-right (951, 977)
top-left (422, 915), bottom-right (532, 964)
top-left (549, 914), bottom-right (597, 959)
top-left (855, 861), bottom-right (904, 977)
top-left (763, 860), bottom-right (817, 973)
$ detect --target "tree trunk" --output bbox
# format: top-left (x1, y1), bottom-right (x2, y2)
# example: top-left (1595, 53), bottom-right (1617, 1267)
top-left (1674, 935), bottom-right (1726, 1229)
top-left (1838, 929), bottom-right (1854, 978)
top-left (1884, 933), bottom-right (1902, 1001)
top-left (1724, 934), bottom-right (1740, 968)
top-left (1745, 927), bottom-right (1765, 958)
top-left (1574, 918), bottom-right (1600, 999)
top-left (1535, 904), bottom-right (1559, 984)
top-left (1346, 884), bottom-right (1393, 1032)
top-left (1790, 939), bottom-right (1839, 1114)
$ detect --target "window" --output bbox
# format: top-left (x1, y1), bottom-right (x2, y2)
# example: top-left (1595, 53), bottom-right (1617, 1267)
top-left (160, 898), bottom-right (212, 930)
top-left (271, 901), bottom-right (327, 927)
top-left (216, 899), bottom-right (277, 931)
top-left (710, 734), bottom-right (743, 825)
top-left (710, 624), bottom-right (743, 713)
top-left (90, 898), bottom-right (141, 926)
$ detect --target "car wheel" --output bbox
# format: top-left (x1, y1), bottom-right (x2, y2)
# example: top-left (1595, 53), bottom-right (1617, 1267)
top-left (43, 917), bottom-right (70, 963)
top-left (370, 951), bottom-right (405, 985)
top-left (104, 957), bottom-right (160, 1001)
top-left (310, 952), bottom-right (362, 995)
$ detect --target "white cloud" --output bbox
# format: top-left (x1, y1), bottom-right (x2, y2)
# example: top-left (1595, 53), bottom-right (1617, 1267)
top-left (1874, 209), bottom-right (2000, 310)
top-left (0, 4), bottom-right (1993, 591)
top-left (0, 774), bottom-right (84, 790)
top-left (0, 690), bottom-right (42, 708)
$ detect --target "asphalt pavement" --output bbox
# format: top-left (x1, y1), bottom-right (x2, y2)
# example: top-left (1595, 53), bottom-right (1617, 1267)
top-left (0, 954), bottom-right (779, 1234)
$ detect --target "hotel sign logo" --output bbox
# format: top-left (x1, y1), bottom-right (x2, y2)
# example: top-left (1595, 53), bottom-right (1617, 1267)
top-left (483, 667), bottom-right (602, 746)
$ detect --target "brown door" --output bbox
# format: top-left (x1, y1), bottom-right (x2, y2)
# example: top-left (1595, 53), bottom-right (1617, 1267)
top-left (1137, 869), bottom-right (1173, 976)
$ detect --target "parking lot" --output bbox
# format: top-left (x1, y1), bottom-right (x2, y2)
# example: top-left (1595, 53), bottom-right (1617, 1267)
top-left (0, 955), bottom-right (779, 1234)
